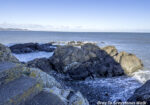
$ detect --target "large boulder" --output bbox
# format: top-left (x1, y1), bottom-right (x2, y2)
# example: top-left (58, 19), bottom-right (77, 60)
top-left (128, 80), bottom-right (150, 104)
top-left (50, 45), bottom-right (85, 72)
top-left (114, 52), bottom-right (143, 74)
top-left (27, 58), bottom-right (52, 73)
top-left (0, 43), bottom-right (19, 63)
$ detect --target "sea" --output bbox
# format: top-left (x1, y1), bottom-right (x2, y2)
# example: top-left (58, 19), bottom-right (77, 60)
top-left (0, 31), bottom-right (150, 102)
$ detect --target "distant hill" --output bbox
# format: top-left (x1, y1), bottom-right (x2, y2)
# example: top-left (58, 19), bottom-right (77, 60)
top-left (0, 27), bottom-right (29, 31)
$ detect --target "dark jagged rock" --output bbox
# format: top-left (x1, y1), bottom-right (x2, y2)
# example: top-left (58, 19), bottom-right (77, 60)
top-left (27, 58), bottom-right (53, 73)
top-left (50, 45), bottom-right (85, 72)
top-left (0, 43), bottom-right (19, 63)
top-left (9, 43), bottom-right (55, 54)
top-left (128, 80), bottom-right (150, 105)
top-left (10, 43), bottom-right (38, 53)
top-left (50, 43), bottom-right (107, 72)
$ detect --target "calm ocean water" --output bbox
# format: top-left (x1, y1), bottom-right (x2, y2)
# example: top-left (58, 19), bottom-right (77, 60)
top-left (0, 31), bottom-right (150, 69)
top-left (1, 31), bottom-right (150, 101)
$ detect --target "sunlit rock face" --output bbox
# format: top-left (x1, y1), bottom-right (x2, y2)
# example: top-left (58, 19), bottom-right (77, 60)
top-left (114, 52), bottom-right (143, 74)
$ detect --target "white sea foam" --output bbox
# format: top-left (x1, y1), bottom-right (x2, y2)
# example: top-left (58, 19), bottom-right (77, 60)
top-left (131, 69), bottom-right (150, 83)
top-left (13, 51), bottom-right (53, 62)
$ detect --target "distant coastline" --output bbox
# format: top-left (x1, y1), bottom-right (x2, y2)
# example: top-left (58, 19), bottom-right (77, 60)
top-left (0, 27), bottom-right (29, 31)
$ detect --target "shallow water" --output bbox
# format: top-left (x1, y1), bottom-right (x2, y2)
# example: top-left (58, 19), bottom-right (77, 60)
top-left (13, 51), bottom-right (53, 62)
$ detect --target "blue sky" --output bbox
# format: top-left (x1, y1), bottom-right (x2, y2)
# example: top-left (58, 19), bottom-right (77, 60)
top-left (0, 0), bottom-right (150, 32)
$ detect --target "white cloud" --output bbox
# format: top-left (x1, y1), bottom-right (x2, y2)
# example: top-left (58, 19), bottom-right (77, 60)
top-left (0, 23), bottom-right (150, 32)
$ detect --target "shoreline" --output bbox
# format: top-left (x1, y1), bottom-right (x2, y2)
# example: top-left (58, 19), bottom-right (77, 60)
top-left (0, 42), bottom-right (149, 105)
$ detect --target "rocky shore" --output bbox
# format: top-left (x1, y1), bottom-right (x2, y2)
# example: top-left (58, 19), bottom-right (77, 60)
top-left (0, 41), bottom-right (148, 105)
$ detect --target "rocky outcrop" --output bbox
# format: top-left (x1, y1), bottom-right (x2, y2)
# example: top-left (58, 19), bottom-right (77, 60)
top-left (0, 43), bottom-right (19, 63)
top-left (50, 43), bottom-right (143, 80)
top-left (114, 52), bottom-right (143, 74)
top-left (128, 80), bottom-right (150, 104)
top-left (9, 43), bottom-right (55, 54)
top-left (27, 58), bottom-right (53, 73)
